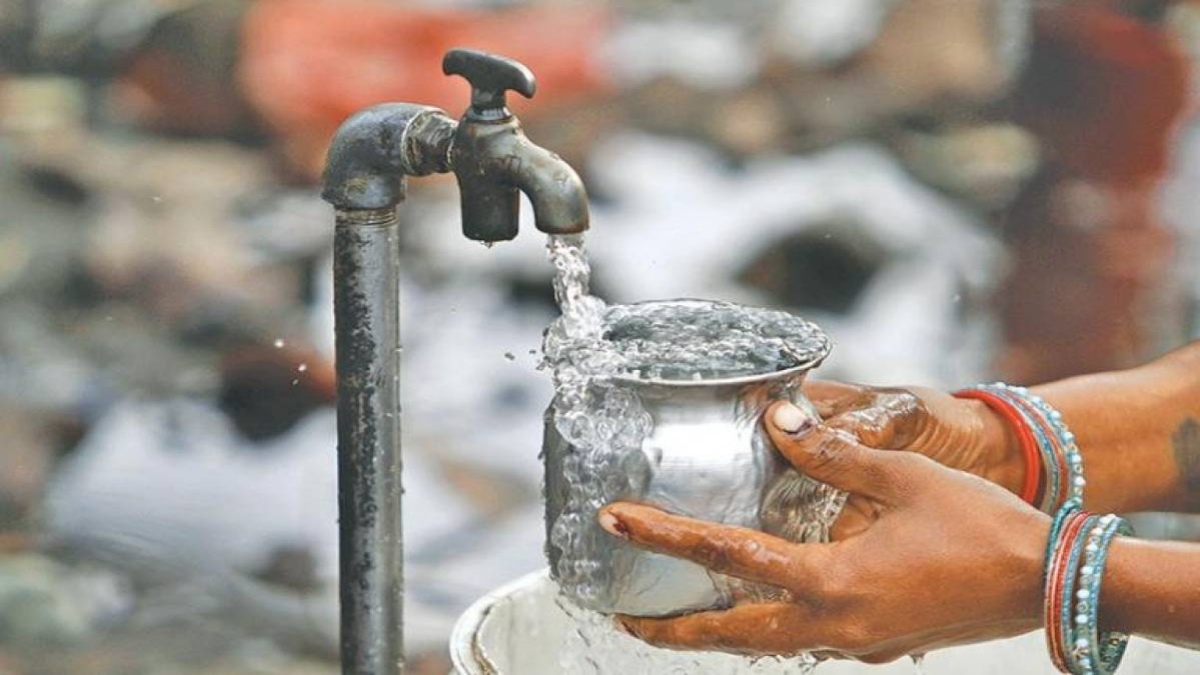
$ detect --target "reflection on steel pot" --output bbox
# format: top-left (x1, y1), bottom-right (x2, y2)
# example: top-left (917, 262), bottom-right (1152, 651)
top-left (543, 323), bottom-right (838, 617)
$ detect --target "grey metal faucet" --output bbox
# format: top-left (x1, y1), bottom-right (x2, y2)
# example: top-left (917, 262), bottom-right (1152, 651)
top-left (320, 49), bottom-right (589, 674)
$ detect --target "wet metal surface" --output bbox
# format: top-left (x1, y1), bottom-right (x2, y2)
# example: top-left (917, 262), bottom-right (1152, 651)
top-left (333, 208), bottom-right (404, 674)
top-left (544, 364), bottom-right (830, 617)
top-left (444, 49), bottom-right (589, 241)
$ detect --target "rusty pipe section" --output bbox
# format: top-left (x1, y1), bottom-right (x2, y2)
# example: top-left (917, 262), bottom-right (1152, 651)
top-left (323, 103), bottom-right (456, 210)
top-left (322, 49), bottom-right (590, 675)
top-left (331, 207), bottom-right (403, 675)
top-left (323, 103), bottom-right (455, 675)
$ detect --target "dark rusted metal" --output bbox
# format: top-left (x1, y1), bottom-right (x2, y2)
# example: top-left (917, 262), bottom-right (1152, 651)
top-left (326, 104), bottom-right (456, 675)
top-left (444, 49), bottom-right (590, 241)
top-left (332, 207), bottom-right (404, 675)
top-left (323, 104), bottom-right (456, 211)
top-left (449, 120), bottom-right (590, 241)
top-left (322, 48), bottom-right (591, 675)
top-left (442, 48), bottom-right (536, 120)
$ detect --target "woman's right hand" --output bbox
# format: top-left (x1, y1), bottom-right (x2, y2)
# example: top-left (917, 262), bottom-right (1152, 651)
top-left (803, 380), bottom-right (1026, 496)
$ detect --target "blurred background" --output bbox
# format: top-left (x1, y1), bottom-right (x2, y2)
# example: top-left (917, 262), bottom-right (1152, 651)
top-left (1, 0), bottom-right (1199, 673)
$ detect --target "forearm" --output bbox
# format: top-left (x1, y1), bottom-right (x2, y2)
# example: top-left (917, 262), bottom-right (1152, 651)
top-left (1030, 341), bottom-right (1200, 513)
top-left (1102, 537), bottom-right (1200, 648)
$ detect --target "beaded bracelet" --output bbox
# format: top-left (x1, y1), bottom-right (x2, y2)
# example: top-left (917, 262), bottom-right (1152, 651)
top-left (955, 383), bottom-right (1084, 513)
top-left (1043, 503), bottom-right (1134, 675)
top-left (1073, 514), bottom-right (1134, 674)
top-left (1001, 384), bottom-right (1086, 511)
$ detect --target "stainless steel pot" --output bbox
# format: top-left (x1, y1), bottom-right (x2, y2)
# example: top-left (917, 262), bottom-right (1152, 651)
top-left (543, 339), bottom-right (836, 617)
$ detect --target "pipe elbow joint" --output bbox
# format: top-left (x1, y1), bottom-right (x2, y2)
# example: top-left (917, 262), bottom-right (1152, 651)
top-left (322, 104), bottom-right (456, 211)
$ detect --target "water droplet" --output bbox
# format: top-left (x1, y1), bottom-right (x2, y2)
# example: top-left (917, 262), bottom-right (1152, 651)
top-left (297, 363), bottom-right (308, 372)
top-left (274, 339), bottom-right (285, 348)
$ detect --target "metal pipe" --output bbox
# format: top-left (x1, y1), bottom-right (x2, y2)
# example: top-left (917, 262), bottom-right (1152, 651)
top-left (325, 104), bottom-right (455, 675)
top-left (333, 207), bottom-right (404, 674)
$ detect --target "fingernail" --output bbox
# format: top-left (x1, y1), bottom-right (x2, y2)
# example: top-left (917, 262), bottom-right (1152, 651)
top-left (598, 509), bottom-right (629, 538)
top-left (772, 402), bottom-right (814, 436)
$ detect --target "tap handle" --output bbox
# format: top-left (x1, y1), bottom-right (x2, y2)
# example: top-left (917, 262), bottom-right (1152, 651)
top-left (443, 48), bottom-right (537, 120)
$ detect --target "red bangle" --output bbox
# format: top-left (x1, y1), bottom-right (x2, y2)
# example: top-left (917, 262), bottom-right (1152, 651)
top-left (954, 389), bottom-right (1042, 505)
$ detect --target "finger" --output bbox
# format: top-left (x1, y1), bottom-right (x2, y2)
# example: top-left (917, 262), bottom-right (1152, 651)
top-left (827, 494), bottom-right (879, 541)
top-left (765, 401), bottom-right (899, 500)
top-left (598, 503), bottom-right (814, 587)
top-left (619, 603), bottom-right (812, 654)
top-left (801, 380), bottom-right (866, 418)
top-left (823, 390), bottom-right (925, 450)
top-left (824, 408), bottom-right (906, 449)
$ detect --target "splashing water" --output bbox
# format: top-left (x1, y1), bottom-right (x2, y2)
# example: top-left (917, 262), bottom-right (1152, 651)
top-left (542, 234), bottom-right (837, 673)
top-left (542, 235), bottom-right (649, 606)
top-left (556, 596), bottom-right (820, 675)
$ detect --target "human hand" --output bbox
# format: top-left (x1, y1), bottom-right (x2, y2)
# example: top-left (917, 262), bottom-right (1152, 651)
top-left (804, 380), bottom-right (1025, 495)
top-left (598, 402), bottom-right (1050, 662)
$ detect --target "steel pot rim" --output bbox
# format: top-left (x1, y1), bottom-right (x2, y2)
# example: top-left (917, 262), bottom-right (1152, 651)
top-left (610, 352), bottom-right (829, 388)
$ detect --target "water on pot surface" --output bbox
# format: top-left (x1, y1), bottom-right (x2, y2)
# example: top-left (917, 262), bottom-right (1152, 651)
top-left (540, 234), bottom-right (839, 672)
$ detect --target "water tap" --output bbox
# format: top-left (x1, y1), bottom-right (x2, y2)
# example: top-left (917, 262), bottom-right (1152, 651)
top-left (442, 49), bottom-right (590, 241)
top-left (321, 46), bottom-right (592, 675)
top-left (323, 49), bottom-right (589, 243)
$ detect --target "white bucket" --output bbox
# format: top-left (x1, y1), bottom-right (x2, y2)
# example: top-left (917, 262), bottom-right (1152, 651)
top-left (450, 569), bottom-right (1200, 674)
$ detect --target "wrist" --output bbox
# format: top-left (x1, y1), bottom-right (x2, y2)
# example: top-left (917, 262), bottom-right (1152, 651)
top-left (1014, 509), bottom-right (1053, 624)
top-left (1099, 536), bottom-right (1153, 637)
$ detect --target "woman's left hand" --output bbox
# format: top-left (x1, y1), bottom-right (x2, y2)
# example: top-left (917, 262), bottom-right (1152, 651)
top-left (598, 401), bottom-right (1050, 663)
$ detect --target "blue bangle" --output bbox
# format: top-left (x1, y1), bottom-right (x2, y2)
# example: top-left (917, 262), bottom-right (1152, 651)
top-left (1074, 515), bottom-right (1134, 675)
top-left (1010, 384), bottom-right (1086, 506)
top-left (1045, 499), bottom-right (1083, 575)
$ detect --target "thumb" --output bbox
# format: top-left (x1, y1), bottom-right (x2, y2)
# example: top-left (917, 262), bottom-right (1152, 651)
top-left (765, 401), bottom-right (899, 500)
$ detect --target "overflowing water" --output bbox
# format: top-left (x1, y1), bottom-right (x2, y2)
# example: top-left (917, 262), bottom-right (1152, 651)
top-left (542, 235), bottom-right (652, 607)
top-left (540, 234), bottom-right (842, 673)
top-left (601, 300), bottom-right (830, 382)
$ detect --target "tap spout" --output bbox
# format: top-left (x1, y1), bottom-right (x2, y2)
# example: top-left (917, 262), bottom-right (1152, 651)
top-left (508, 136), bottom-right (590, 237)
